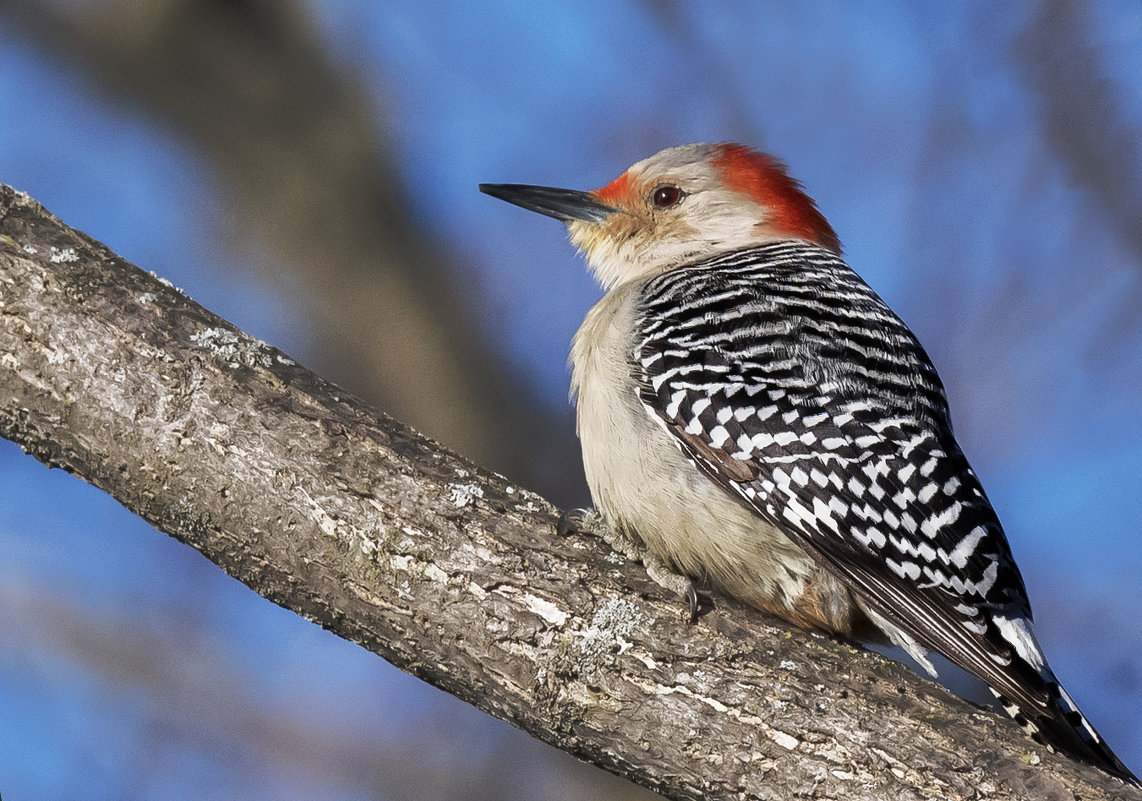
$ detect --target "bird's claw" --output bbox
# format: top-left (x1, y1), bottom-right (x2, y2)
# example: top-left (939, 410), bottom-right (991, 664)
top-left (558, 507), bottom-right (702, 622)
top-left (645, 552), bottom-right (702, 623)
top-left (556, 508), bottom-right (589, 538)
top-left (684, 582), bottom-right (700, 624)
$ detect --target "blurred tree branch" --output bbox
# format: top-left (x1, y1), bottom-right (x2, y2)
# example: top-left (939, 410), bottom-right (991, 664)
top-left (4, 186), bottom-right (1138, 801)
top-left (1017, 0), bottom-right (1142, 268)
top-left (4, 0), bottom-right (584, 498)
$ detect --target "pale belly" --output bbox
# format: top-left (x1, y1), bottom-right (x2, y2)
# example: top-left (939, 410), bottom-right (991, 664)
top-left (569, 283), bottom-right (859, 632)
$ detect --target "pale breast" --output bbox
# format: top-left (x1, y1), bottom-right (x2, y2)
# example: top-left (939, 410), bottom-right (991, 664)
top-left (569, 281), bottom-right (856, 630)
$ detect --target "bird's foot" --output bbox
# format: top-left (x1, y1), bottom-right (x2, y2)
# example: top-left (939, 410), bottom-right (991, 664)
top-left (558, 507), bottom-right (702, 622)
top-left (644, 553), bottom-right (701, 623)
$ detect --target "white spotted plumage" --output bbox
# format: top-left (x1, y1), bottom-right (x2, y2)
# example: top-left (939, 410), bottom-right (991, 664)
top-left (480, 142), bottom-right (1138, 785)
top-left (632, 240), bottom-right (1135, 782)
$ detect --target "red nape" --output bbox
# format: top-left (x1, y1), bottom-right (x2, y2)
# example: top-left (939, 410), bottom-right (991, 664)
top-left (712, 144), bottom-right (841, 254)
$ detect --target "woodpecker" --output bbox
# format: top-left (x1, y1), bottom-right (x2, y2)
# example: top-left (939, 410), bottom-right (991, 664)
top-left (480, 143), bottom-right (1138, 785)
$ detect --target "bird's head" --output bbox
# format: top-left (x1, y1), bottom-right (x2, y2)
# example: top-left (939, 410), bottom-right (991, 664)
top-left (480, 142), bottom-right (840, 289)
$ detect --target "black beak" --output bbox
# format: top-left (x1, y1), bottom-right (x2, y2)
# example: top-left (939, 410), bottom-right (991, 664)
top-left (479, 183), bottom-right (616, 223)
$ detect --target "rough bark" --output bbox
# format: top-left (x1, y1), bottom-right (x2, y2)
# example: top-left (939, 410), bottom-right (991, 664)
top-left (4, 0), bottom-right (584, 491)
top-left (0, 183), bottom-right (1135, 801)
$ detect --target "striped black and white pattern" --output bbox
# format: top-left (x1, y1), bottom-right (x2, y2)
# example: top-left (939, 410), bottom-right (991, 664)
top-left (632, 241), bottom-right (1137, 783)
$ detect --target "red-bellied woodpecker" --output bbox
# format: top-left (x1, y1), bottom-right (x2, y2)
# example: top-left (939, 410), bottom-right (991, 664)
top-left (479, 142), bottom-right (1138, 785)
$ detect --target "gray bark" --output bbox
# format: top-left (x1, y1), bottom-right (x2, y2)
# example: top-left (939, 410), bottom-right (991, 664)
top-left (4, 0), bottom-right (585, 490)
top-left (1, 183), bottom-right (1135, 800)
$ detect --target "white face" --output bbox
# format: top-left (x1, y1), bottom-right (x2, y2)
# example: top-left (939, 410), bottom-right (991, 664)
top-left (567, 144), bottom-right (787, 289)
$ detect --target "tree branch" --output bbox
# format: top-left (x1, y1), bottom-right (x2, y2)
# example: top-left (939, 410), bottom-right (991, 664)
top-left (6, 0), bottom-right (586, 489)
top-left (0, 183), bottom-right (1134, 800)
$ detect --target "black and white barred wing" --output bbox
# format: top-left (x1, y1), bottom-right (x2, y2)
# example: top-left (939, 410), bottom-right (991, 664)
top-left (632, 243), bottom-right (1044, 711)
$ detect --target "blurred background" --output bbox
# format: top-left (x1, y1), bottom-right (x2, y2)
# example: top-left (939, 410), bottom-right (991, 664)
top-left (1, 1), bottom-right (1140, 799)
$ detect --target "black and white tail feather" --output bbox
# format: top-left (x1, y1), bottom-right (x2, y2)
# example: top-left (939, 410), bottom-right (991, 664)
top-left (632, 241), bottom-right (1139, 785)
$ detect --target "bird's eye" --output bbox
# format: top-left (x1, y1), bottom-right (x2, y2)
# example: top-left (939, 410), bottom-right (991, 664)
top-left (651, 184), bottom-right (684, 209)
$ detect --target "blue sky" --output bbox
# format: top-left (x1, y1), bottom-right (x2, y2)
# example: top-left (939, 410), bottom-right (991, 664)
top-left (1, 3), bottom-right (1140, 798)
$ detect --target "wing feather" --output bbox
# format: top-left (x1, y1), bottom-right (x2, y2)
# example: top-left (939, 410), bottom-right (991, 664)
top-left (633, 242), bottom-right (1047, 713)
